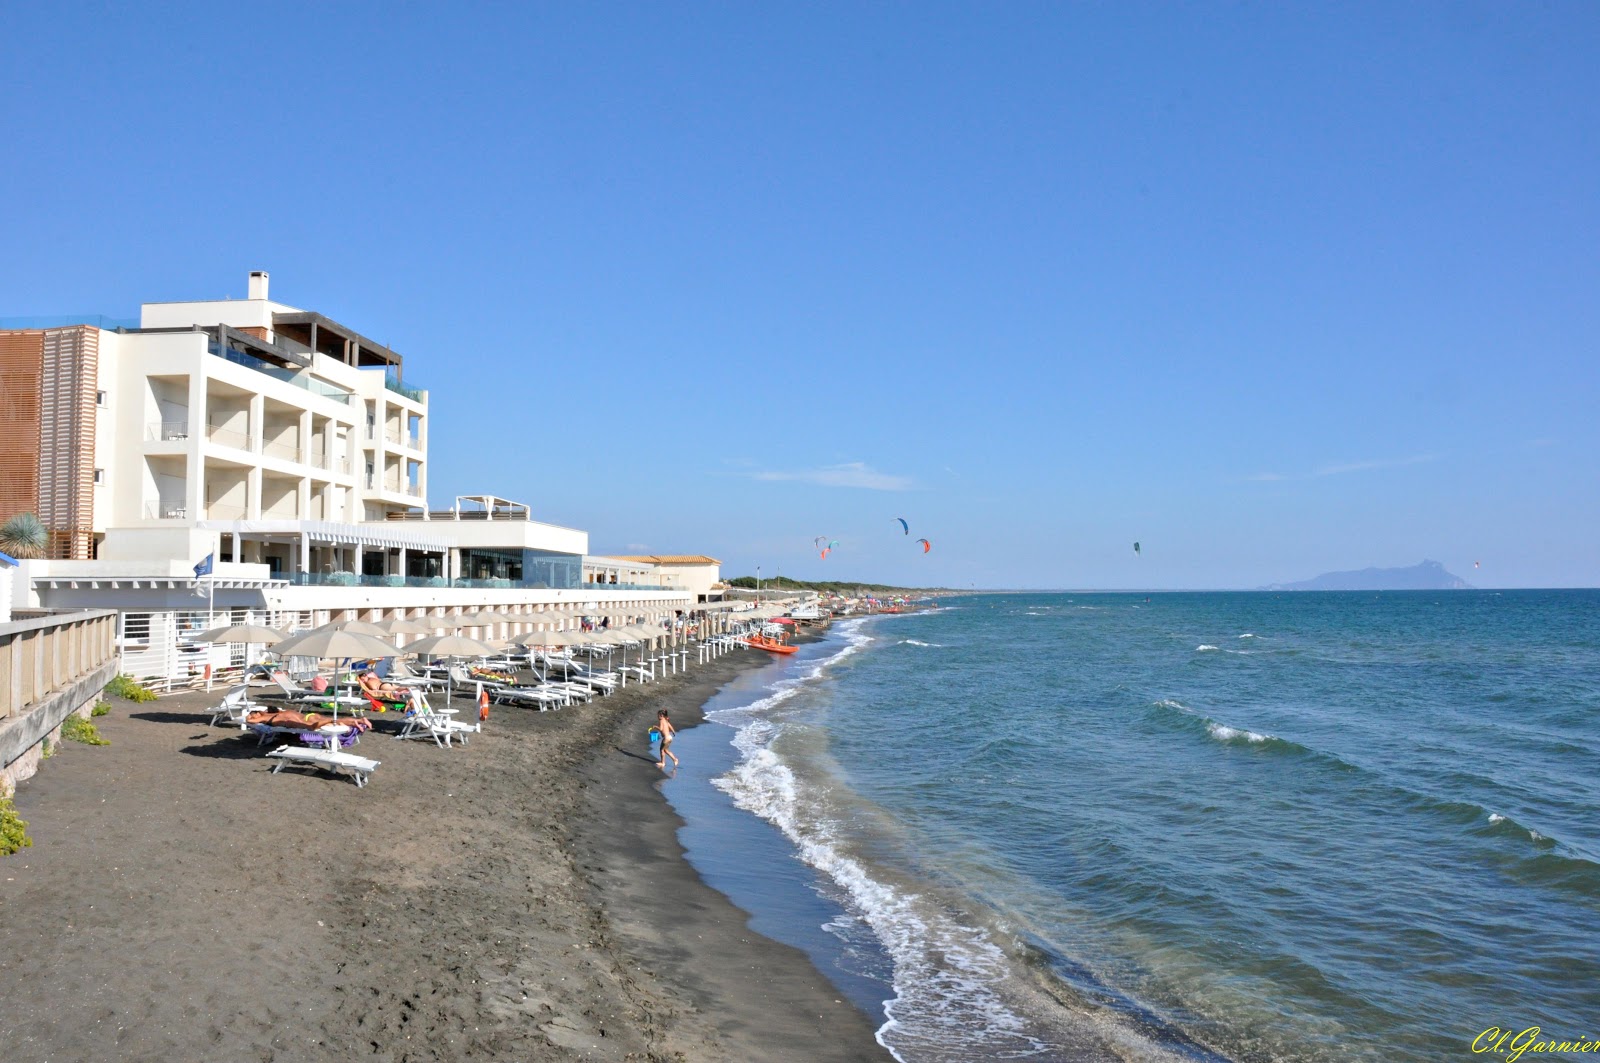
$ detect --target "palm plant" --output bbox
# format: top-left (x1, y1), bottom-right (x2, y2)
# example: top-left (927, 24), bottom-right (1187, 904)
top-left (0, 512), bottom-right (48, 558)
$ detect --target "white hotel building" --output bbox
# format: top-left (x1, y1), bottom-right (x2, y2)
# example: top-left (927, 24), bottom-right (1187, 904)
top-left (0, 272), bottom-right (697, 688)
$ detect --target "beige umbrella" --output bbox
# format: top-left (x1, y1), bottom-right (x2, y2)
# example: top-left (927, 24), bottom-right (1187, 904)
top-left (383, 616), bottom-right (441, 634)
top-left (316, 619), bottom-right (392, 637)
top-left (269, 627), bottom-right (403, 722)
top-left (192, 623), bottom-right (287, 692)
top-left (403, 634), bottom-right (498, 704)
top-left (516, 630), bottom-right (578, 648)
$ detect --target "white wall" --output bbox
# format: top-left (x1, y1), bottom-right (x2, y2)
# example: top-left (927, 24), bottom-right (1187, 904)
top-left (139, 297), bottom-right (298, 332)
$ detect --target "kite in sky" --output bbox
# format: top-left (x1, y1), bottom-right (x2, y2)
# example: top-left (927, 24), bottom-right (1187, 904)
top-left (1134, 542), bottom-right (1141, 556)
top-left (916, 538), bottom-right (931, 554)
top-left (895, 517), bottom-right (909, 535)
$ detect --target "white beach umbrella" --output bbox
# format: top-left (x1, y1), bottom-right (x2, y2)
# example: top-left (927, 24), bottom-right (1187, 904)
top-left (403, 633), bottom-right (498, 704)
top-left (318, 619), bottom-right (392, 636)
top-left (383, 616), bottom-right (441, 634)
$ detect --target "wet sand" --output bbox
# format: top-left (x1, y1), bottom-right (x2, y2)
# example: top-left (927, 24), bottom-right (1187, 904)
top-left (0, 645), bottom-right (892, 1062)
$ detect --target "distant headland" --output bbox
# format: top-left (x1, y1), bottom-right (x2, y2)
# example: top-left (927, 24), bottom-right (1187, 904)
top-left (1262, 560), bottom-right (1474, 591)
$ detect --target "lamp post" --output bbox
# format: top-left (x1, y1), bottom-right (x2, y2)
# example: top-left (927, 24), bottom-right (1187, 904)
top-left (756, 565), bottom-right (761, 605)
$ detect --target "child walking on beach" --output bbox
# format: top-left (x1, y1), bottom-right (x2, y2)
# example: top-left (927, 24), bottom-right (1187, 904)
top-left (655, 709), bottom-right (678, 769)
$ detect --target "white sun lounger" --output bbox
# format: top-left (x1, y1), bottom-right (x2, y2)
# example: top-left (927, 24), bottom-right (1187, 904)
top-left (487, 683), bottom-right (568, 710)
top-left (265, 747), bottom-right (381, 787)
top-left (395, 694), bottom-right (480, 748)
top-left (210, 685), bottom-right (268, 728)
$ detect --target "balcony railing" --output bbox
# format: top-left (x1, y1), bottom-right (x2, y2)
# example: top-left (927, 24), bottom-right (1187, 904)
top-left (384, 373), bottom-right (425, 403)
top-left (206, 423), bottom-right (252, 450)
top-left (262, 438), bottom-right (302, 462)
top-left (146, 420), bottom-right (190, 442)
top-left (144, 499), bottom-right (188, 520)
top-left (205, 503), bottom-right (247, 519)
top-left (209, 341), bottom-right (352, 401)
top-left (385, 430), bottom-right (421, 450)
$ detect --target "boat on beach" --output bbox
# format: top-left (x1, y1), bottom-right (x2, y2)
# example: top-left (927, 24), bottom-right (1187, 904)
top-left (745, 634), bottom-right (797, 654)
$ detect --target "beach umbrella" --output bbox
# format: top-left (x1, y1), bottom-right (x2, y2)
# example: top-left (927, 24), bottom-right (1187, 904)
top-left (269, 627), bottom-right (402, 723)
top-left (403, 633), bottom-right (497, 704)
top-left (316, 619), bottom-right (392, 637)
top-left (274, 627), bottom-right (400, 661)
top-left (517, 629), bottom-right (576, 648)
top-left (192, 622), bottom-right (287, 692)
top-left (384, 616), bottom-right (441, 634)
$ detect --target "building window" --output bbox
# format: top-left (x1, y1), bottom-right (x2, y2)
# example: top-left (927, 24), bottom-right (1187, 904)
top-left (93, 469), bottom-right (104, 484)
top-left (96, 390), bottom-right (107, 406)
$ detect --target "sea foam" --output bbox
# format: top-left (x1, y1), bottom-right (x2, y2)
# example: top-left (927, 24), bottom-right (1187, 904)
top-left (709, 621), bottom-right (1055, 1061)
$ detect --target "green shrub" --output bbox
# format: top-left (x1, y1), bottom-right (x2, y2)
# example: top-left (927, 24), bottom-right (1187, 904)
top-left (62, 715), bottom-right (109, 746)
top-left (0, 797), bottom-right (31, 856)
top-left (91, 700), bottom-right (111, 717)
top-left (105, 674), bottom-right (157, 703)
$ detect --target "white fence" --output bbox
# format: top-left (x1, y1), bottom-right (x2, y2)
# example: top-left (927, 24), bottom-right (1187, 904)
top-left (116, 607), bottom-right (318, 692)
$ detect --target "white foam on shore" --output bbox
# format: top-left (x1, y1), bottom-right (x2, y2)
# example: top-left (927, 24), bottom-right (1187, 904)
top-left (709, 619), bottom-right (1054, 1061)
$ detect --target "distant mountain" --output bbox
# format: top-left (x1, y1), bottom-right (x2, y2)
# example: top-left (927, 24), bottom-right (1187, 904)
top-left (1263, 560), bottom-right (1474, 591)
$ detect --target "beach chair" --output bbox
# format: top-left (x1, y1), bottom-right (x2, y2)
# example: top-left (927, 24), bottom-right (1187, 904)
top-left (385, 658), bottom-right (447, 692)
top-left (263, 670), bottom-right (332, 703)
top-left (360, 688), bottom-right (410, 716)
top-left (395, 692), bottom-right (479, 748)
top-left (489, 683), bottom-right (569, 710)
top-left (265, 746), bottom-right (381, 788)
top-left (251, 721), bottom-right (356, 747)
top-left (209, 684), bottom-right (267, 728)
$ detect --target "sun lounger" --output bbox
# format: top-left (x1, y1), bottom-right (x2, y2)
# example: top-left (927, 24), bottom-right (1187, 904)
top-left (262, 670), bottom-right (335, 703)
top-left (395, 693), bottom-right (480, 748)
top-left (490, 683), bottom-right (570, 710)
top-left (209, 684), bottom-right (268, 728)
top-left (251, 721), bottom-right (355, 746)
top-left (265, 747), bottom-right (381, 787)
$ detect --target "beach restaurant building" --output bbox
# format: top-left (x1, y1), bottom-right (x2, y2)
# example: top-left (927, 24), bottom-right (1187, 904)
top-left (1, 273), bottom-right (692, 689)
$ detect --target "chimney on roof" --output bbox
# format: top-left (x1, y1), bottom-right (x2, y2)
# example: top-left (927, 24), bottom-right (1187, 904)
top-left (248, 270), bottom-right (269, 301)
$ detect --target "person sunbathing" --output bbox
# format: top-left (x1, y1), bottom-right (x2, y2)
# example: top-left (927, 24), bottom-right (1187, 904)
top-left (359, 670), bottom-right (404, 698)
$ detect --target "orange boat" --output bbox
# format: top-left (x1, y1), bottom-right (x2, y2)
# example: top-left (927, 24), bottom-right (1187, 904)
top-left (746, 634), bottom-right (798, 655)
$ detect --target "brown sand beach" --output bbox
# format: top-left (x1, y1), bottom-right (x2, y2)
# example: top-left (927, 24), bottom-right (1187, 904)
top-left (0, 646), bottom-right (893, 1062)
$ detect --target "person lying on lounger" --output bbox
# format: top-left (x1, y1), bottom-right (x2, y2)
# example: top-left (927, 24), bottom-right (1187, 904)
top-left (359, 671), bottom-right (404, 698)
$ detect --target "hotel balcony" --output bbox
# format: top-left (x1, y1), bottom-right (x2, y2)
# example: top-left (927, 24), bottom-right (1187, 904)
top-left (146, 420), bottom-right (191, 442)
top-left (143, 499), bottom-right (189, 520)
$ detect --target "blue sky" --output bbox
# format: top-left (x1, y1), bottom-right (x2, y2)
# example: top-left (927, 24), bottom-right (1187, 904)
top-left (3, 3), bottom-right (1596, 588)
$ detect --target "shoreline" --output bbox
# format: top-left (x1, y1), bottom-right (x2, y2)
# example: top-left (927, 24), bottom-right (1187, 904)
top-left (574, 628), bottom-right (893, 1061)
top-left (0, 635), bottom-right (890, 1062)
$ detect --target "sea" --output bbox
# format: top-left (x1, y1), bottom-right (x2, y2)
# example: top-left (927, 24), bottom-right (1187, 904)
top-left (661, 591), bottom-right (1600, 1062)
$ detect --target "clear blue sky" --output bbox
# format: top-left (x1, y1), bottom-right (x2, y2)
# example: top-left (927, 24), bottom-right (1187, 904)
top-left (4, 3), bottom-right (1596, 588)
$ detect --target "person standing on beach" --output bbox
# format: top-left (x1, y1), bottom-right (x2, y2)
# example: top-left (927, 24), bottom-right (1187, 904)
top-left (655, 708), bottom-right (678, 769)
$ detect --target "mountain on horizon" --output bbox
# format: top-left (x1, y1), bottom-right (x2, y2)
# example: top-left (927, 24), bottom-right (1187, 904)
top-left (1263, 560), bottom-right (1474, 591)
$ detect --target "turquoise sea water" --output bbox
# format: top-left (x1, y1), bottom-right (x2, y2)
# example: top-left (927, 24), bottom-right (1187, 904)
top-left (667, 591), bottom-right (1600, 1062)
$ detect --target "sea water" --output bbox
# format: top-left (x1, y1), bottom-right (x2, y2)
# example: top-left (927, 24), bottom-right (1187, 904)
top-left (664, 591), bottom-right (1600, 1062)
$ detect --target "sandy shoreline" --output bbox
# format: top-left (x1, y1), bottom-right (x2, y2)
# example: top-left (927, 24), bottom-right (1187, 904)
top-left (0, 641), bottom-right (892, 1062)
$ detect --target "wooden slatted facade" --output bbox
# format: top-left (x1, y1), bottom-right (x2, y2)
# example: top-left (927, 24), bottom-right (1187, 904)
top-left (0, 326), bottom-right (98, 559)
top-left (0, 330), bottom-right (44, 530)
